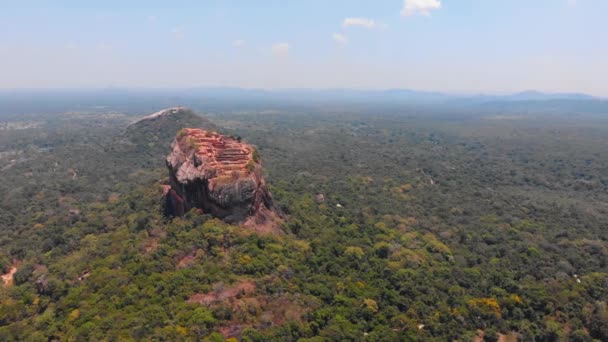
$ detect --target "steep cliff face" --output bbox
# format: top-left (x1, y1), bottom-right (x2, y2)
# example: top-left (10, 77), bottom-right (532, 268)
top-left (163, 128), bottom-right (281, 233)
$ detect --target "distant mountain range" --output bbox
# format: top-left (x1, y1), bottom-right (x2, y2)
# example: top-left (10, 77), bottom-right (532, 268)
top-left (0, 87), bottom-right (606, 116)
top-left (136, 87), bottom-right (601, 104)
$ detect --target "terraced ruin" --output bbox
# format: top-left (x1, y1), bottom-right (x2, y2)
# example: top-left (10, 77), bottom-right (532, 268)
top-left (176, 128), bottom-right (253, 177)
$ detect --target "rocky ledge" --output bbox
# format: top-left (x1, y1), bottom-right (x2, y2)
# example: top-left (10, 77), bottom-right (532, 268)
top-left (163, 128), bottom-right (281, 233)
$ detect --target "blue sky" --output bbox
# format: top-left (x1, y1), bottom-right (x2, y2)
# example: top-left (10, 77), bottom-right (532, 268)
top-left (1, 0), bottom-right (607, 95)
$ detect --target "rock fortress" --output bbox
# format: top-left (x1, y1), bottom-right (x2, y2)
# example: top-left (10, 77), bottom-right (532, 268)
top-left (163, 127), bottom-right (282, 234)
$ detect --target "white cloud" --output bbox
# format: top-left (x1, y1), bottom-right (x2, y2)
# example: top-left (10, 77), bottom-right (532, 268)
top-left (271, 42), bottom-right (290, 57)
top-left (233, 39), bottom-right (245, 48)
top-left (332, 33), bottom-right (347, 45)
top-left (171, 26), bottom-right (185, 40)
top-left (343, 17), bottom-right (376, 29)
top-left (401, 0), bottom-right (442, 16)
top-left (95, 42), bottom-right (112, 52)
top-left (147, 15), bottom-right (157, 22)
top-left (65, 42), bottom-right (78, 50)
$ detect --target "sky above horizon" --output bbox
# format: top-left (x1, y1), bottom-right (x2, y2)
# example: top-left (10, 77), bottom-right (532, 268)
top-left (1, 0), bottom-right (607, 95)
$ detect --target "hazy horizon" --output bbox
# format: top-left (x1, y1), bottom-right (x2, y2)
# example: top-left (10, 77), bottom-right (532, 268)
top-left (0, 86), bottom-right (602, 98)
top-left (2, 0), bottom-right (607, 96)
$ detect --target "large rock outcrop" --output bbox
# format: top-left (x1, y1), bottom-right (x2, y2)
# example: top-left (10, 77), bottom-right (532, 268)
top-left (163, 128), bottom-right (281, 233)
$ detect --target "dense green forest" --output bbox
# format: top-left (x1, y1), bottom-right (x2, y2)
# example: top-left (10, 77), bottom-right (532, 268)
top-left (1, 105), bottom-right (607, 341)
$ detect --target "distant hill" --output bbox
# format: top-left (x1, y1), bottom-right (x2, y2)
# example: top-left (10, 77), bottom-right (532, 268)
top-left (505, 90), bottom-right (595, 101)
top-left (125, 107), bottom-right (217, 153)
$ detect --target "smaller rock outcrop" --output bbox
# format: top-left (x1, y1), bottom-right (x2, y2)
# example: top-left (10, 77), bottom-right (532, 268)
top-left (126, 107), bottom-right (216, 152)
top-left (163, 128), bottom-right (281, 233)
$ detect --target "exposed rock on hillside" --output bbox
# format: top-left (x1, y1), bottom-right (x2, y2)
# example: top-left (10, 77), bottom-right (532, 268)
top-left (163, 128), bottom-right (281, 233)
top-left (1, 265), bottom-right (17, 287)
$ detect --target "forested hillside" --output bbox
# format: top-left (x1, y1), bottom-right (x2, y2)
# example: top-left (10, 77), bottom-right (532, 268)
top-left (1, 107), bottom-right (607, 341)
